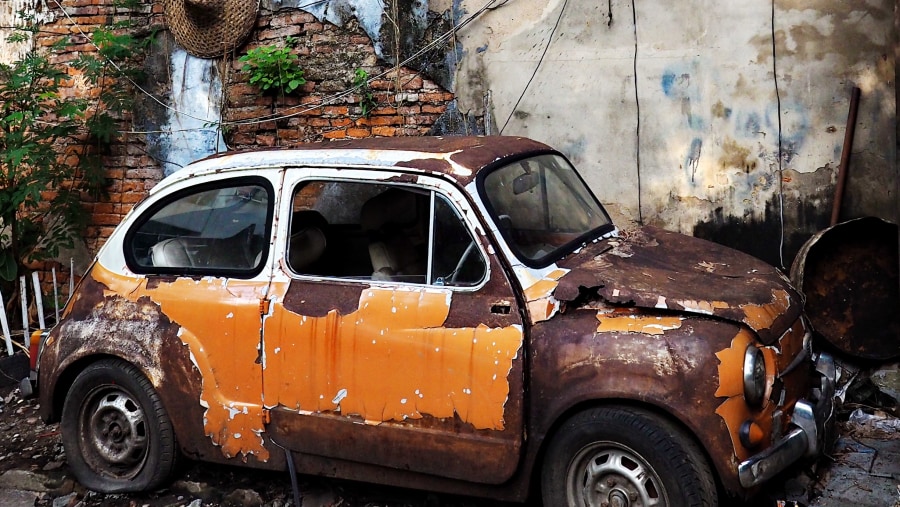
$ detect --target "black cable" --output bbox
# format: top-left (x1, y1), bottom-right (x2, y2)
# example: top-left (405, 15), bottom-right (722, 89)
top-left (500, 0), bottom-right (569, 134)
top-left (632, 0), bottom-right (642, 225)
top-left (772, 0), bottom-right (785, 268)
top-left (270, 437), bottom-right (302, 506)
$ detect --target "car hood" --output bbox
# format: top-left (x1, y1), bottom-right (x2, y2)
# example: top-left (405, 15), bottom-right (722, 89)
top-left (553, 227), bottom-right (802, 344)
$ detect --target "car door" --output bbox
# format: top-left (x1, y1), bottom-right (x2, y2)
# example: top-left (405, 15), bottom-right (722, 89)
top-left (262, 169), bottom-right (526, 485)
top-left (122, 175), bottom-right (277, 461)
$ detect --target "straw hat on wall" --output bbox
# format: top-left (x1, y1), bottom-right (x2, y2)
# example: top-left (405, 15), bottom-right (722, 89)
top-left (162, 0), bottom-right (259, 58)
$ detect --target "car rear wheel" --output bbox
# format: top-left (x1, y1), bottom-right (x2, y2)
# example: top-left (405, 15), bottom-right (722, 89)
top-left (542, 406), bottom-right (716, 507)
top-left (61, 359), bottom-right (178, 492)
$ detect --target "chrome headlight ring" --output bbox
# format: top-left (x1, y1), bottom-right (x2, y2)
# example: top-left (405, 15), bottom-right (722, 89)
top-left (743, 344), bottom-right (767, 407)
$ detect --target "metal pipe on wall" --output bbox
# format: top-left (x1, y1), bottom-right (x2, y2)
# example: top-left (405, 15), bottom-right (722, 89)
top-left (830, 86), bottom-right (861, 227)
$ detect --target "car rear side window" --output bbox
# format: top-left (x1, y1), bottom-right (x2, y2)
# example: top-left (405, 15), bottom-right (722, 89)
top-left (125, 178), bottom-right (273, 277)
top-left (287, 180), bottom-right (486, 287)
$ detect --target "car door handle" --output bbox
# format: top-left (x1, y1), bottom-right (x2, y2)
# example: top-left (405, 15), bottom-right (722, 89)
top-left (491, 302), bottom-right (511, 315)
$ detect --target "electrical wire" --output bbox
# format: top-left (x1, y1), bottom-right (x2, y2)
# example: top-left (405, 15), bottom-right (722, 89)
top-left (500, 0), bottom-right (568, 134)
top-left (222, 0), bottom-right (504, 128)
top-left (632, 0), bottom-right (642, 225)
top-left (771, 0), bottom-right (785, 269)
top-left (48, 0), bottom-right (505, 133)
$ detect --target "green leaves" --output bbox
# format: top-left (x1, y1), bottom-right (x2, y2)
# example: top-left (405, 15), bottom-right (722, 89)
top-left (353, 68), bottom-right (377, 118)
top-left (239, 37), bottom-right (306, 96)
top-left (0, 1), bottom-right (146, 287)
top-left (0, 250), bottom-right (15, 282)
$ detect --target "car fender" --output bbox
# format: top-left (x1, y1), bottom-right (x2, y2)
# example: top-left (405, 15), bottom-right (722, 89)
top-left (526, 310), bottom-right (745, 493)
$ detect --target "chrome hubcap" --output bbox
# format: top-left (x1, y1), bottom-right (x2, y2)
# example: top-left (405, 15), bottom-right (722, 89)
top-left (81, 388), bottom-right (148, 477)
top-left (567, 442), bottom-right (667, 507)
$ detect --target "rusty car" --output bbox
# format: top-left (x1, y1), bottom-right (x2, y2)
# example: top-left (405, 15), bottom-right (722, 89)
top-left (27, 136), bottom-right (835, 506)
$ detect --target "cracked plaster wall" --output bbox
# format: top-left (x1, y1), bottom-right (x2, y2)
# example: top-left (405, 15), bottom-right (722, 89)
top-left (271, 0), bottom-right (896, 267)
top-left (4, 0), bottom-right (895, 268)
top-left (450, 0), bottom-right (897, 267)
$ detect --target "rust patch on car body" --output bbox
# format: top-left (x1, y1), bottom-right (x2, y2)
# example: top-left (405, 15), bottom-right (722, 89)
top-left (553, 227), bottom-right (802, 343)
top-left (546, 226), bottom-right (808, 471)
top-left (528, 313), bottom-right (744, 490)
top-left (36, 269), bottom-right (262, 469)
top-left (263, 283), bottom-right (523, 430)
top-left (90, 264), bottom-right (272, 461)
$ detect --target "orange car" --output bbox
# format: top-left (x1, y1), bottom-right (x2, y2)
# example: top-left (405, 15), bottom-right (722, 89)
top-left (29, 136), bottom-right (834, 505)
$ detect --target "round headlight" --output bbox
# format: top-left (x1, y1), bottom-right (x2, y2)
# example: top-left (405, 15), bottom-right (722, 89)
top-left (742, 345), bottom-right (767, 407)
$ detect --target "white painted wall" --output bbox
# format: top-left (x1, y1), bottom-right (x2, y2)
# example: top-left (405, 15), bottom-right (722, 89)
top-left (152, 49), bottom-right (227, 177)
top-left (0, 0), bottom-right (55, 65)
top-left (454, 0), bottom-right (896, 264)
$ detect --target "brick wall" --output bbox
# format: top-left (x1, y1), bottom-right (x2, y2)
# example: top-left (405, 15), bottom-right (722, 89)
top-left (225, 8), bottom-right (453, 147)
top-left (28, 1), bottom-right (455, 289)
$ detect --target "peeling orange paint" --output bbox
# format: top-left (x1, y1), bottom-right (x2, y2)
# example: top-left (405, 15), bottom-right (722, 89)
top-left (715, 329), bottom-right (774, 460)
top-left (596, 312), bottom-right (684, 335)
top-left (93, 264), bottom-right (270, 461)
top-left (714, 320), bottom-right (806, 461)
top-left (740, 289), bottom-right (791, 331)
top-left (263, 285), bottom-right (523, 431)
top-left (714, 396), bottom-right (774, 461)
top-left (522, 269), bottom-right (567, 323)
top-left (715, 330), bottom-right (754, 399)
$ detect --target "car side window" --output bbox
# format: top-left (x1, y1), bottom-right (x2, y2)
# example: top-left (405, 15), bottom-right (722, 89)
top-left (287, 180), bottom-right (486, 287)
top-left (126, 180), bottom-right (271, 276)
top-left (430, 196), bottom-right (486, 287)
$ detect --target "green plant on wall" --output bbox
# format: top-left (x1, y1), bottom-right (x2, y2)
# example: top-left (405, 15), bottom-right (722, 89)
top-left (239, 37), bottom-right (306, 96)
top-left (0, 3), bottom-right (150, 325)
top-left (353, 68), bottom-right (377, 118)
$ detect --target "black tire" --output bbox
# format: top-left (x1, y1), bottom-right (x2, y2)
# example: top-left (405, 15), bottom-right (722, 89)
top-left (61, 359), bottom-right (178, 493)
top-left (542, 406), bottom-right (717, 507)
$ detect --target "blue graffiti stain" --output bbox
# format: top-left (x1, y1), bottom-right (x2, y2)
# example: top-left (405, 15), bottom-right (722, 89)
top-left (740, 112), bottom-right (762, 136)
top-left (686, 138), bottom-right (703, 183)
top-left (687, 108), bottom-right (706, 130)
top-left (661, 71), bottom-right (692, 99)
top-left (661, 72), bottom-right (677, 96)
top-left (765, 102), bottom-right (809, 164)
top-left (661, 67), bottom-right (707, 131)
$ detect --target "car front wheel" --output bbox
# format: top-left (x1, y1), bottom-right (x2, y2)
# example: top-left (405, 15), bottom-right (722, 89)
top-left (61, 359), bottom-right (178, 492)
top-left (542, 406), bottom-right (717, 507)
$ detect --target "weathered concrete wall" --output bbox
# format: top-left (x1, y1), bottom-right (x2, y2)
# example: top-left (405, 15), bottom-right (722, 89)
top-left (0, 2), bottom-right (31, 65)
top-left (6, 0), bottom-right (895, 273)
top-left (453, 0), bottom-right (896, 267)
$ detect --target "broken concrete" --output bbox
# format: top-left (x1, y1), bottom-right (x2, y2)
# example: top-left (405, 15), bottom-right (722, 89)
top-left (872, 363), bottom-right (900, 402)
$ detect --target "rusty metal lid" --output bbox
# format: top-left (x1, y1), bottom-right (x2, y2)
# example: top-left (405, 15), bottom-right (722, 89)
top-left (791, 216), bottom-right (900, 361)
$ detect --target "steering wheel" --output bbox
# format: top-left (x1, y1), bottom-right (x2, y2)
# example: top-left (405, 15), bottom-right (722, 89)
top-left (448, 241), bottom-right (477, 285)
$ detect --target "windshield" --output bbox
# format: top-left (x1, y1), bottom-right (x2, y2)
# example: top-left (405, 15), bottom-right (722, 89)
top-left (480, 154), bottom-right (613, 267)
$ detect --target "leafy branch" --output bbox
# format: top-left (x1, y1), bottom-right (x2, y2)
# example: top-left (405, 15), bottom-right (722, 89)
top-left (353, 68), bottom-right (377, 118)
top-left (0, 2), bottom-right (151, 305)
top-left (239, 37), bottom-right (306, 96)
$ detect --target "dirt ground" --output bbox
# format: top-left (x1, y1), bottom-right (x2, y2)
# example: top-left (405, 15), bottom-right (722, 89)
top-left (0, 358), bottom-right (896, 507)
top-left (0, 380), bottom-right (512, 507)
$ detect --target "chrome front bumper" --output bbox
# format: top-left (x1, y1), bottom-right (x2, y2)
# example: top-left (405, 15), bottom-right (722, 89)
top-left (737, 351), bottom-right (836, 488)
